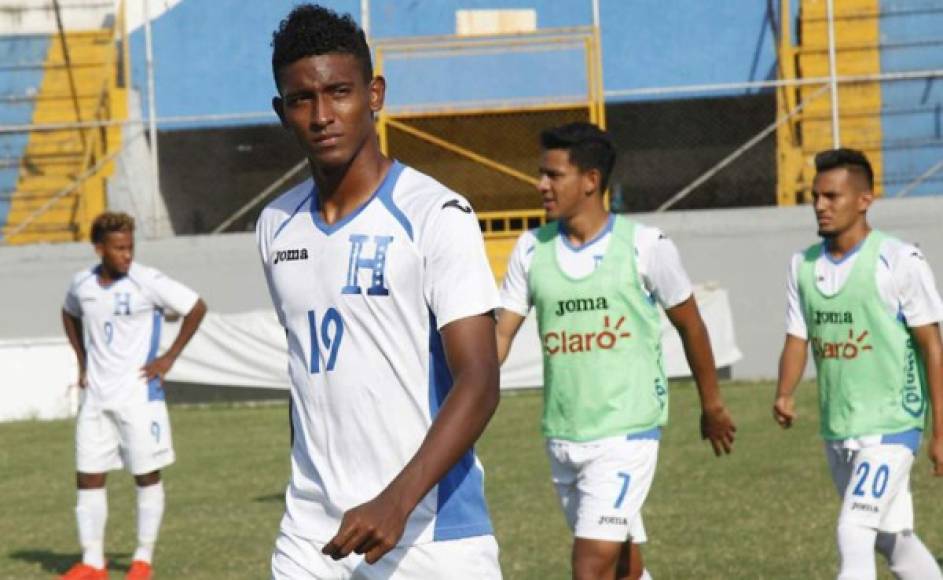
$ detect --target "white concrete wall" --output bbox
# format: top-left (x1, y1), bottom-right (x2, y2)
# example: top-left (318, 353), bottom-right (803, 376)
top-left (634, 195), bottom-right (943, 378)
top-left (0, 231), bottom-right (271, 340)
top-left (0, 1), bottom-right (113, 35)
top-left (0, 0), bottom-right (180, 35)
top-left (2, 195), bottom-right (941, 379)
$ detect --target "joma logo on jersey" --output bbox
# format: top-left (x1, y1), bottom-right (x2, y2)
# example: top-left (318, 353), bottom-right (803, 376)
top-left (544, 315), bottom-right (631, 355)
top-left (273, 248), bottom-right (308, 264)
top-left (811, 328), bottom-right (872, 360)
top-left (554, 296), bottom-right (609, 317)
top-left (342, 234), bottom-right (393, 296)
top-left (814, 310), bottom-right (854, 325)
top-left (598, 516), bottom-right (628, 526)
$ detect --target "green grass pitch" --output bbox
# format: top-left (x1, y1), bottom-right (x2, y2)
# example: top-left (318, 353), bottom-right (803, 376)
top-left (1, 381), bottom-right (940, 579)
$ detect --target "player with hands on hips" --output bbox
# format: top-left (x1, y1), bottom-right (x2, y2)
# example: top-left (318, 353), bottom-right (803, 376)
top-left (60, 212), bottom-right (207, 580)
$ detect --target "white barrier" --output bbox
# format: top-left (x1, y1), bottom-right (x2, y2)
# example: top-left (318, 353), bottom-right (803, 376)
top-left (0, 285), bottom-right (740, 423)
top-left (0, 337), bottom-right (80, 422)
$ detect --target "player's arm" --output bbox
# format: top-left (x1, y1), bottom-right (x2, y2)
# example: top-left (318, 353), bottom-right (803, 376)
top-left (495, 308), bottom-right (526, 365)
top-left (322, 313), bottom-right (499, 564)
top-left (774, 253), bottom-right (808, 429)
top-left (773, 334), bottom-right (808, 429)
top-left (664, 297), bottom-right (736, 455)
top-left (494, 231), bottom-right (533, 365)
top-left (61, 309), bottom-right (87, 388)
top-left (141, 298), bottom-right (207, 383)
top-left (910, 323), bottom-right (943, 476)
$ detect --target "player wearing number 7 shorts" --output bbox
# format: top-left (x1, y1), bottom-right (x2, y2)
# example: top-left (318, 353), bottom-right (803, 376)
top-left (258, 5), bottom-right (502, 579)
top-left (774, 148), bottom-right (943, 580)
top-left (60, 212), bottom-right (207, 580)
top-left (495, 122), bottom-right (736, 580)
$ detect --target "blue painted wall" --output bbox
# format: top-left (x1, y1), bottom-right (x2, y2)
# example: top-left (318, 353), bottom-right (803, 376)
top-left (0, 35), bottom-right (49, 231)
top-left (879, 1), bottom-right (943, 197)
top-left (129, 0), bottom-right (785, 124)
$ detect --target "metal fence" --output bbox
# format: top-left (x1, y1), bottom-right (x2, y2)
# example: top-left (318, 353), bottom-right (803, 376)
top-left (2, 0), bottom-right (942, 246)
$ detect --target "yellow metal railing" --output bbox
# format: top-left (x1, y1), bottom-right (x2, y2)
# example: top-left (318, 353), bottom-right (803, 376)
top-left (776, 0), bottom-right (884, 205)
top-left (477, 208), bottom-right (546, 239)
top-left (374, 26), bottom-right (605, 215)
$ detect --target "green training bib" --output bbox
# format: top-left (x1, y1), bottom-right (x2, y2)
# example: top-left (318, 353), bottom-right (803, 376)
top-left (528, 216), bottom-right (668, 441)
top-left (798, 230), bottom-right (927, 440)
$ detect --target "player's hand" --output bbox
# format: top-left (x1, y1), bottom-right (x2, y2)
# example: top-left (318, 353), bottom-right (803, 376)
top-left (322, 489), bottom-right (410, 564)
top-left (140, 354), bottom-right (175, 385)
top-left (700, 405), bottom-right (736, 456)
top-left (772, 395), bottom-right (796, 429)
top-left (77, 368), bottom-right (87, 389)
top-left (930, 435), bottom-right (943, 477)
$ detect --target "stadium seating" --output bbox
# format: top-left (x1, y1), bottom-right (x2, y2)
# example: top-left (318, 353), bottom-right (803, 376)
top-left (0, 35), bottom-right (49, 237)
top-left (777, 0), bottom-right (943, 202)
top-left (1, 25), bottom-right (126, 244)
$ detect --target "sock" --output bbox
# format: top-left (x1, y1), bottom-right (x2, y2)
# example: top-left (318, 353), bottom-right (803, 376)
top-left (640, 569), bottom-right (653, 580)
top-left (76, 488), bottom-right (107, 569)
top-left (837, 521), bottom-right (878, 580)
top-left (133, 482), bottom-right (165, 563)
top-left (876, 530), bottom-right (943, 580)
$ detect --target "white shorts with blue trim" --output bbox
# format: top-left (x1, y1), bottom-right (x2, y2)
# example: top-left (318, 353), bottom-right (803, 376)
top-left (546, 429), bottom-right (660, 543)
top-left (75, 386), bottom-right (174, 475)
top-left (271, 529), bottom-right (501, 580)
top-left (825, 429), bottom-right (920, 533)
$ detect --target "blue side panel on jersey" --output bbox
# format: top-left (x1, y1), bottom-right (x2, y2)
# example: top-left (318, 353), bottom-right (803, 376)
top-left (626, 427), bottom-right (662, 441)
top-left (272, 189), bottom-right (315, 240)
top-left (881, 428), bottom-right (921, 454)
top-left (146, 309), bottom-right (165, 401)
top-left (309, 160), bottom-right (409, 237)
top-left (427, 311), bottom-right (493, 541)
top-left (375, 162), bottom-right (412, 241)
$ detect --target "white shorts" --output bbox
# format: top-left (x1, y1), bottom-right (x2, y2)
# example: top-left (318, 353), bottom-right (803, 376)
top-left (546, 430), bottom-right (659, 543)
top-left (825, 436), bottom-right (917, 533)
top-left (76, 391), bottom-right (175, 475)
top-left (270, 529), bottom-right (502, 580)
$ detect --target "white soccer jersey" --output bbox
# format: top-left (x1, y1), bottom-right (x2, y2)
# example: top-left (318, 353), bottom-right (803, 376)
top-left (785, 237), bottom-right (943, 340)
top-left (62, 262), bottom-right (199, 404)
top-left (256, 161), bottom-right (501, 546)
top-left (500, 215), bottom-right (694, 316)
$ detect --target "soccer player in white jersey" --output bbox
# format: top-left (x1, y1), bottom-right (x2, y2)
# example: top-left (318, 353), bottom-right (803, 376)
top-left (495, 122), bottom-right (736, 580)
top-left (774, 149), bottom-right (943, 580)
top-left (258, 5), bottom-right (502, 578)
top-left (59, 212), bottom-right (207, 580)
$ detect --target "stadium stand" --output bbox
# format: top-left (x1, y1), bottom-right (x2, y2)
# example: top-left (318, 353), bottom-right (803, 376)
top-left (0, 34), bottom-right (49, 234)
top-left (1, 5), bottom-right (127, 244)
top-left (778, 0), bottom-right (943, 203)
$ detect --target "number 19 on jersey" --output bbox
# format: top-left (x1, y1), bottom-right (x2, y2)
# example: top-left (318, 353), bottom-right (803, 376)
top-left (308, 308), bottom-right (344, 373)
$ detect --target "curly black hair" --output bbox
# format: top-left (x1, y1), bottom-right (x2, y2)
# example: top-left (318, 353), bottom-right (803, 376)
top-left (271, 4), bottom-right (372, 88)
top-left (540, 122), bottom-right (616, 192)
top-left (90, 211), bottom-right (134, 244)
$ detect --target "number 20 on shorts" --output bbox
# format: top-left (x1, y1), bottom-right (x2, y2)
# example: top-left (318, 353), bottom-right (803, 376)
top-left (308, 308), bottom-right (344, 373)
top-left (853, 461), bottom-right (890, 499)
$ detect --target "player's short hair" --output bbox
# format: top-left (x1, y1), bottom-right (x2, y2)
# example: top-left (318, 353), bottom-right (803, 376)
top-left (540, 122), bottom-right (616, 192)
top-left (271, 4), bottom-right (372, 88)
top-left (90, 211), bottom-right (134, 244)
top-left (814, 148), bottom-right (874, 191)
